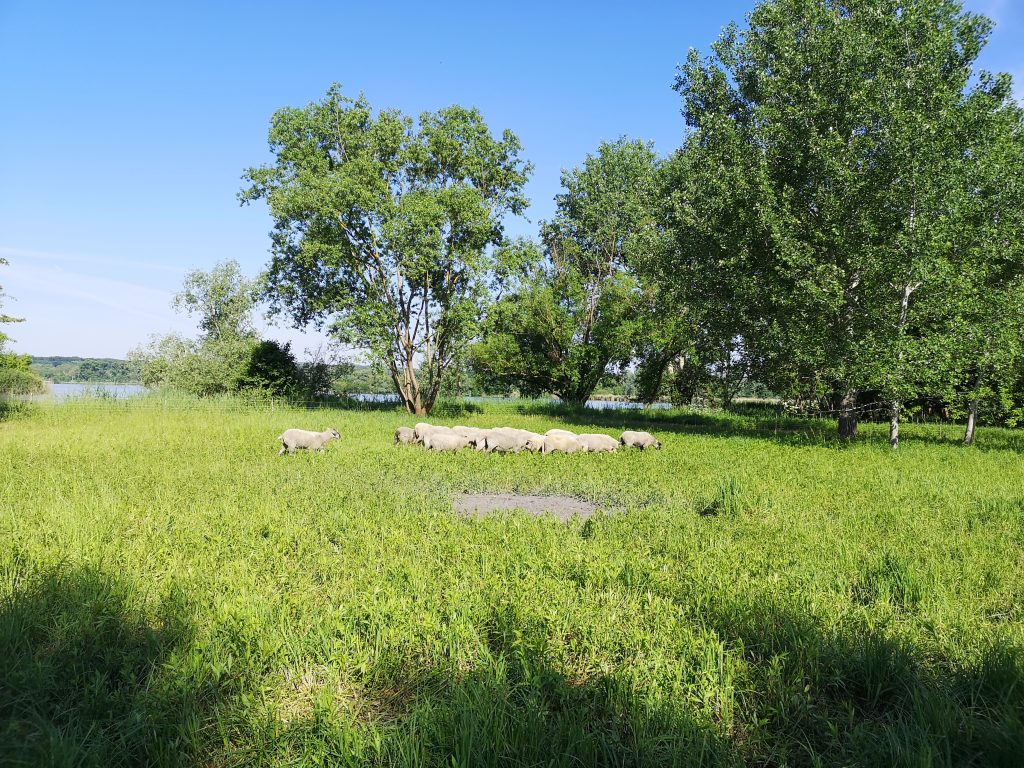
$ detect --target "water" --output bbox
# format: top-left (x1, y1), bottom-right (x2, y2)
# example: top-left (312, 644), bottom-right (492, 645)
top-left (346, 393), bottom-right (672, 410)
top-left (34, 386), bottom-right (672, 410)
top-left (47, 383), bottom-right (148, 400)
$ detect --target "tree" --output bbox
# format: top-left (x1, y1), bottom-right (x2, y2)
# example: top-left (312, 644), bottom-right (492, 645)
top-left (241, 85), bottom-right (531, 415)
top-left (130, 260), bottom-right (264, 396)
top-left (173, 260), bottom-right (257, 342)
top-left (929, 92), bottom-right (1024, 444)
top-left (0, 257), bottom-right (44, 395)
top-left (671, 0), bottom-right (1016, 443)
top-left (471, 140), bottom-right (664, 405)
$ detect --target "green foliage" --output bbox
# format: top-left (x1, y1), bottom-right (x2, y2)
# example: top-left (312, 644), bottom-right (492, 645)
top-left (239, 340), bottom-right (300, 397)
top-left (242, 84), bottom-right (531, 414)
top-left (0, 401), bottom-right (1022, 764)
top-left (131, 260), bottom-right (315, 399)
top-left (0, 352), bottom-right (32, 372)
top-left (473, 140), bottom-right (668, 404)
top-left (130, 333), bottom-right (256, 397)
top-left (30, 357), bottom-right (138, 384)
top-left (173, 260), bottom-right (257, 342)
top-left (0, 367), bottom-right (45, 395)
top-left (0, 258), bottom-right (43, 394)
top-left (668, 0), bottom-right (1022, 441)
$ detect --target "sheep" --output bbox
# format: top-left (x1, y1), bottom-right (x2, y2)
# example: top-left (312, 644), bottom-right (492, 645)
top-left (414, 423), bottom-right (453, 443)
top-left (423, 431), bottom-right (472, 452)
top-left (278, 428), bottom-right (341, 455)
top-left (524, 432), bottom-right (548, 452)
top-left (394, 426), bottom-right (417, 445)
top-left (545, 428), bottom-right (577, 438)
top-left (619, 430), bottom-right (662, 450)
top-left (576, 433), bottom-right (619, 453)
top-left (541, 433), bottom-right (581, 454)
top-left (482, 430), bottom-right (531, 453)
top-left (452, 426), bottom-right (488, 446)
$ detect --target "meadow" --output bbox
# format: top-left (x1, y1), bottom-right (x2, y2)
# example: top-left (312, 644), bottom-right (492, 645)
top-left (1, 398), bottom-right (1022, 767)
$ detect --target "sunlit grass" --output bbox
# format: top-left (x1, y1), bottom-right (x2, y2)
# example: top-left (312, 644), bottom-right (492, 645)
top-left (1, 399), bottom-right (1022, 765)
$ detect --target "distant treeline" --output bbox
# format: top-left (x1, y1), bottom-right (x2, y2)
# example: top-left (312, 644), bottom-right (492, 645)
top-left (31, 357), bottom-right (140, 384)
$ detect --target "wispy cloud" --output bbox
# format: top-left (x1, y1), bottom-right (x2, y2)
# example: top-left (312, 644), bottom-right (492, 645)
top-left (0, 245), bottom-right (186, 276)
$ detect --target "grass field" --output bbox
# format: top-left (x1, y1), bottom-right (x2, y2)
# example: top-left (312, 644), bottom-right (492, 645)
top-left (1, 399), bottom-right (1023, 766)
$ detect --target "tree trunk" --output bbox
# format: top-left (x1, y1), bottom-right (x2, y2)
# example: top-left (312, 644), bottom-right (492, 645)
top-left (963, 395), bottom-right (979, 446)
top-left (889, 400), bottom-right (901, 448)
top-left (838, 389), bottom-right (858, 441)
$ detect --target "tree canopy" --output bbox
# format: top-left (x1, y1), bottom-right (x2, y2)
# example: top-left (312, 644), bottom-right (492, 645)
top-left (471, 139), bottom-right (665, 405)
top-left (666, 0), bottom-right (1024, 442)
top-left (242, 85), bottom-right (531, 414)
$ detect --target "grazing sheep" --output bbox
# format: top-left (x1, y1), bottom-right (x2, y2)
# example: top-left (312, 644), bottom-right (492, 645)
top-left (545, 428), bottom-right (577, 438)
top-left (471, 429), bottom-right (496, 451)
top-left (414, 423), bottom-right (453, 443)
top-left (619, 430), bottom-right (661, 450)
top-left (394, 426), bottom-right (417, 445)
top-left (278, 428), bottom-right (341, 455)
top-left (423, 432), bottom-right (472, 452)
top-left (577, 433), bottom-right (619, 453)
top-left (541, 433), bottom-right (581, 454)
top-left (524, 432), bottom-right (548, 452)
top-left (454, 423), bottom-right (489, 448)
top-left (482, 430), bottom-right (531, 453)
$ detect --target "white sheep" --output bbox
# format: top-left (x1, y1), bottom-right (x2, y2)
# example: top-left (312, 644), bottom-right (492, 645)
top-left (541, 433), bottom-right (581, 454)
top-left (414, 423), bottom-right (453, 443)
top-left (524, 432), bottom-right (548, 452)
top-left (452, 426), bottom-right (488, 447)
top-left (577, 433), bottom-right (619, 453)
top-left (545, 428), bottom-right (577, 438)
top-left (278, 428), bottom-right (341, 455)
top-left (619, 430), bottom-right (662, 450)
top-left (423, 432), bottom-right (472, 452)
top-left (394, 426), bottom-right (417, 445)
top-left (482, 430), bottom-right (531, 453)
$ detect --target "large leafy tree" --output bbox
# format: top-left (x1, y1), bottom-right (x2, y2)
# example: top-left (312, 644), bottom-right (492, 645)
top-left (471, 139), bottom-right (664, 405)
top-left (928, 92), bottom-right (1024, 444)
top-left (672, 0), bottom-right (1016, 443)
top-left (241, 85), bottom-right (531, 414)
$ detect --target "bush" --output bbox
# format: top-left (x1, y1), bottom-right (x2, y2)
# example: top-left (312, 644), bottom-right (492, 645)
top-left (0, 367), bottom-right (45, 395)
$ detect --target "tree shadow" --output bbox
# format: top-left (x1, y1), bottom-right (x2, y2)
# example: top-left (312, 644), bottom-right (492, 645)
top-left (695, 593), bottom-right (1024, 766)
top-left (267, 603), bottom-right (734, 766)
top-left (513, 402), bottom-right (1024, 452)
top-left (0, 565), bottom-right (218, 767)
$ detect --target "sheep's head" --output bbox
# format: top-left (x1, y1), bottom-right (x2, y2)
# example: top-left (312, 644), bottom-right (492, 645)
top-left (327, 429), bottom-right (341, 440)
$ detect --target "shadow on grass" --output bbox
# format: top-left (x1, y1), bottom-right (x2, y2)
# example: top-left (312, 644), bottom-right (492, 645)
top-left (512, 402), bottom-right (1024, 452)
top-left (701, 594), bottom-right (1024, 766)
top-left (0, 566), bottom-right (219, 767)
top-left (264, 604), bottom-right (732, 766)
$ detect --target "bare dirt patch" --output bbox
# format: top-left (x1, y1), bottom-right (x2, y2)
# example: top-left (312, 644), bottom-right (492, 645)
top-left (454, 493), bottom-right (601, 522)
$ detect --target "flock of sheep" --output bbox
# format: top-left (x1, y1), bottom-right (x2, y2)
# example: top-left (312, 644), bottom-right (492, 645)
top-left (276, 424), bottom-right (662, 455)
top-left (396, 423), bottom-right (662, 453)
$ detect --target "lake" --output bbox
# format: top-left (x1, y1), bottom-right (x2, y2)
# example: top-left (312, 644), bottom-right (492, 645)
top-left (46, 383), bottom-right (149, 400)
top-left (36, 386), bottom-right (672, 410)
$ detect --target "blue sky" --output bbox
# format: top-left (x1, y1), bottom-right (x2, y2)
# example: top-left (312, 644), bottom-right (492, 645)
top-left (2, 0), bottom-right (1021, 359)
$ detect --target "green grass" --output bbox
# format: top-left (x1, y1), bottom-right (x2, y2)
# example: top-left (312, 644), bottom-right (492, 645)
top-left (1, 399), bottom-right (1022, 766)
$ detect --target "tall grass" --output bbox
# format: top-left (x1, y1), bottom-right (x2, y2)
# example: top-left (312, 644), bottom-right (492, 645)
top-left (1, 400), bottom-right (1022, 765)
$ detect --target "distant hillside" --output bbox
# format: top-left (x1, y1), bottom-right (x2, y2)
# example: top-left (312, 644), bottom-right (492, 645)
top-left (31, 356), bottom-right (140, 384)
